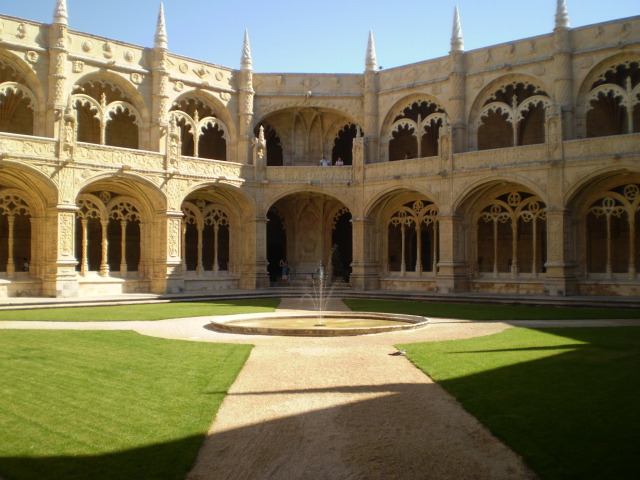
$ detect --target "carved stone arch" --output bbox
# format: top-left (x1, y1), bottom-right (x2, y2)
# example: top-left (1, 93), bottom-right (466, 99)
top-left (568, 173), bottom-right (640, 278)
top-left (381, 95), bottom-right (448, 161)
top-left (104, 101), bottom-right (143, 128)
top-left (265, 186), bottom-right (354, 215)
top-left (0, 50), bottom-right (46, 110)
top-left (576, 55), bottom-right (640, 137)
top-left (106, 195), bottom-right (143, 222)
top-left (171, 90), bottom-right (235, 139)
top-left (468, 75), bottom-right (551, 150)
top-left (181, 201), bottom-right (203, 228)
top-left (256, 106), bottom-right (359, 167)
top-left (0, 81), bottom-right (39, 135)
top-left (566, 168), bottom-right (640, 218)
top-left (467, 185), bottom-right (548, 277)
top-left (364, 186), bottom-right (440, 219)
top-left (76, 193), bottom-right (108, 221)
top-left (0, 162), bottom-right (58, 216)
top-left (202, 203), bottom-right (231, 226)
top-left (170, 92), bottom-right (231, 160)
top-left (256, 99), bottom-right (361, 125)
top-left (576, 52), bottom-right (640, 112)
top-left (0, 189), bottom-right (32, 216)
top-left (72, 72), bottom-right (150, 124)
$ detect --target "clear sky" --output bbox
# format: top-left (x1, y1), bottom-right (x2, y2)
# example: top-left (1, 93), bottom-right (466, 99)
top-left (2, 1), bottom-right (638, 73)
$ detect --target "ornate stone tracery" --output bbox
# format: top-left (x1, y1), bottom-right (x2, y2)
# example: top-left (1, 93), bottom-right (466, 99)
top-left (584, 61), bottom-right (640, 137)
top-left (387, 200), bottom-right (439, 274)
top-left (476, 82), bottom-right (551, 150)
top-left (181, 199), bottom-right (230, 274)
top-left (386, 100), bottom-right (448, 161)
top-left (476, 191), bottom-right (547, 277)
top-left (585, 183), bottom-right (639, 278)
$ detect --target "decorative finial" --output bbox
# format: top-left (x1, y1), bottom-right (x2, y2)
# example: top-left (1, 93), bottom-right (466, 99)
top-left (241, 30), bottom-right (253, 70)
top-left (555, 0), bottom-right (570, 29)
top-left (154, 3), bottom-right (168, 49)
top-left (451, 6), bottom-right (464, 52)
top-left (53, 0), bottom-right (68, 25)
top-left (365, 31), bottom-right (377, 72)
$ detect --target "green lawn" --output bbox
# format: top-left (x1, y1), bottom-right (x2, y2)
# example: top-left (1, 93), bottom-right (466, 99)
top-left (399, 327), bottom-right (640, 479)
top-left (345, 298), bottom-right (640, 320)
top-left (0, 330), bottom-right (252, 480)
top-left (0, 298), bottom-right (280, 321)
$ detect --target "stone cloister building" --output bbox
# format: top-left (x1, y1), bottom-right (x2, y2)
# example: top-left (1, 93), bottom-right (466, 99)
top-left (0, 0), bottom-right (638, 298)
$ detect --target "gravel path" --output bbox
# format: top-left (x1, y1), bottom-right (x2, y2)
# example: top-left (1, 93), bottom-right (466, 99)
top-left (6, 298), bottom-right (634, 479)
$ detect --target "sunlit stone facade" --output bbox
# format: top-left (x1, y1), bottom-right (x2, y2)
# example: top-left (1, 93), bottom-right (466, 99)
top-left (0, 1), bottom-right (638, 298)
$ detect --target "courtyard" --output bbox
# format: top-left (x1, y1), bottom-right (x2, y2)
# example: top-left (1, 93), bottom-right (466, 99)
top-left (1, 296), bottom-right (638, 479)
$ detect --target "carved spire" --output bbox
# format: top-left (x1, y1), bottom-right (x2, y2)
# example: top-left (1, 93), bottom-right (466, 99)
top-left (451, 6), bottom-right (464, 52)
top-left (154, 3), bottom-right (168, 49)
top-left (556, 0), bottom-right (571, 28)
top-left (365, 31), bottom-right (377, 72)
top-left (241, 30), bottom-right (253, 70)
top-left (53, 0), bottom-right (68, 25)
top-left (555, 0), bottom-right (570, 29)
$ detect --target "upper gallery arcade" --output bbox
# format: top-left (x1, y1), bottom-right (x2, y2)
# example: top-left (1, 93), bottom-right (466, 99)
top-left (0, 0), bottom-right (638, 298)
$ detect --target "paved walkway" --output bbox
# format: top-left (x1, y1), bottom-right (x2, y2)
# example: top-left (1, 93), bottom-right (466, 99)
top-left (3, 298), bottom-right (637, 479)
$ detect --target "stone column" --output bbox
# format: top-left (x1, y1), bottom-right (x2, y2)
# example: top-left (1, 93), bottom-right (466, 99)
top-left (46, 15), bottom-right (69, 138)
top-left (164, 212), bottom-right (185, 293)
top-left (448, 50), bottom-right (467, 153)
top-left (363, 71), bottom-right (379, 164)
top-left (435, 213), bottom-right (469, 293)
top-left (242, 216), bottom-right (269, 289)
top-left (350, 217), bottom-right (380, 290)
top-left (42, 205), bottom-right (79, 297)
top-left (553, 5), bottom-right (575, 140)
top-left (544, 207), bottom-right (578, 296)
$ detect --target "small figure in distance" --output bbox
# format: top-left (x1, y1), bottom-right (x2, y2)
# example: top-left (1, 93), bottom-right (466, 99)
top-left (335, 157), bottom-right (344, 166)
top-left (320, 156), bottom-right (330, 166)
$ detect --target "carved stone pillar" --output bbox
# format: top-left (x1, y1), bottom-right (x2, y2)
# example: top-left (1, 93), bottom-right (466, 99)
top-left (46, 22), bottom-right (69, 139)
top-left (42, 205), bottom-right (79, 297)
top-left (350, 217), bottom-right (379, 290)
top-left (99, 219), bottom-right (109, 276)
top-left (448, 50), bottom-right (467, 153)
top-left (435, 213), bottom-right (469, 293)
top-left (236, 215), bottom-right (268, 289)
top-left (119, 220), bottom-right (128, 276)
top-left (80, 217), bottom-right (88, 276)
top-left (364, 72), bottom-right (379, 164)
top-left (164, 212), bottom-right (185, 293)
top-left (6, 215), bottom-right (15, 278)
top-left (553, 27), bottom-right (575, 140)
top-left (544, 207), bottom-right (578, 296)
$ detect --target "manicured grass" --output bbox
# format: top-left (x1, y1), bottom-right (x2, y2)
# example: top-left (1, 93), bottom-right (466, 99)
top-left (344, 298), bottom-right (640, 320)
top-left (0, 298), bottom-right (280, 321)
top-left (0, 330), bottom-right (252, 480)
top-left (399, 327), bottom-right (640, 479)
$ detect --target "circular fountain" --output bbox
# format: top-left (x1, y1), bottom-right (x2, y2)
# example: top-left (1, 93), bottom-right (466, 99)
top-left (208, 310), bottom-right (429, 337)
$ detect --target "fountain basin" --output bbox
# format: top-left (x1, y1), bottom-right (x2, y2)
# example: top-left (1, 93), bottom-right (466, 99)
top-left (208, 311), bottom-right (429, 336)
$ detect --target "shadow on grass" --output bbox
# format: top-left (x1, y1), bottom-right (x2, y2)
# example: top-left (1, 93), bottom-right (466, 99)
top-left (0, 382), bottom-right (534, 480)
top-left (0, 435), bottom-right (204, 480)
top-left (401, 327), bottom-right (640, 479)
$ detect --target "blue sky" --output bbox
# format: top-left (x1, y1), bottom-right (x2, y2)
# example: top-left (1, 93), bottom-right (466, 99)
top-left (2, 1), bottom-right (638, 73)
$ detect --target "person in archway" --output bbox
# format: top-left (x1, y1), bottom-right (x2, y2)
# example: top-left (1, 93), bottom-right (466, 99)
top-left (335, 157), bottom-right (344, 166)
top-left (279, 259), bottom-right (289, 284)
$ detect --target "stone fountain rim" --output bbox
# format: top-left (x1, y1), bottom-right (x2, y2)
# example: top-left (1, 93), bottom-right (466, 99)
top-left (207, 311), bottom-right (430, 337)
